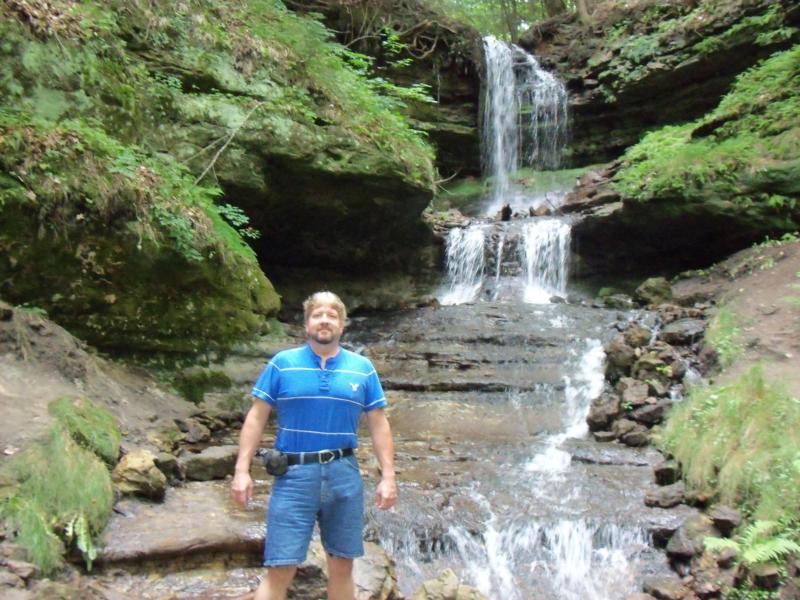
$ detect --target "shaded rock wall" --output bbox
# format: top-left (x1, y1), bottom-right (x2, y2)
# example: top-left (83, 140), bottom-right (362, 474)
top-left (521, 0), bottom-right (800, 165)
top-left (287, 0), bottom-right (484, 178)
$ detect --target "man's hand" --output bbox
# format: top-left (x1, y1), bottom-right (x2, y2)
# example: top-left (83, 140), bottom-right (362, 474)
top-left (231, 470), bottom-right (253, 508)
top-left (375, 476), bottom-right (397, 510)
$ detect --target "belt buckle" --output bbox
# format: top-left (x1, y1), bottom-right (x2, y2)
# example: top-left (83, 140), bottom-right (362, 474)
top-left (319, 450), bottom-right (336, 464)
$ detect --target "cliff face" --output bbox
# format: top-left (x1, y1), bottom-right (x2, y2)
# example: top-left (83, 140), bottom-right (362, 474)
top-left (521, 0), bottom-right (800, 165)
top-left (287, 0), bottom-right (484, 179)
top-left (0, 0), bottom-right (441, 348)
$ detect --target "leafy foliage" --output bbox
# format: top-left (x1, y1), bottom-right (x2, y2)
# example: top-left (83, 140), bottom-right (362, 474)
top-left (706, 520), bottom-right (800, 567)
top-left (613, 45), bottom-right (800, 232)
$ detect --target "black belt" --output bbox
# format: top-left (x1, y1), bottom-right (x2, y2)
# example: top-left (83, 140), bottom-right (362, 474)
top-left (285, 448), bottom-right (353, 465)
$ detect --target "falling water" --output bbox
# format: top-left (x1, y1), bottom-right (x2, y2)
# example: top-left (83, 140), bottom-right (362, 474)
top-left (522, 219), bottom-right (571, 304)
top-left (482, 36), bottom-right (569, 214)
top-left (377, 340), bottom-right (654, 600)
top-left (440, 226), bottom-right (486, 305)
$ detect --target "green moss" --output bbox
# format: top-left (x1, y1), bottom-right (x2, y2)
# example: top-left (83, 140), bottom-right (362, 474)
top-left (49, 397), bottom-right (121, 466)
top-left (1, 425), bottom-right (114, 573)
top-left (612, 46), bottom-right (800, 233)
top-left (173, 368), bottom-right (232, 405)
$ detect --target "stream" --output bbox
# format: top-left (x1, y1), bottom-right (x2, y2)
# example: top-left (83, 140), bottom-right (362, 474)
top-left (88, 36), bottom-right (697, 599)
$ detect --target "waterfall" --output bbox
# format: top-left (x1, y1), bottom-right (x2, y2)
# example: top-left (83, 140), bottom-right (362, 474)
top-left (521, 219), bottom-right (571, 304)
top-left (482, 36), bottom-right (569, 214)
top-left (440, 37), bottom-right (571, 306)
top-left (440, 226), bottom-right (486, 305)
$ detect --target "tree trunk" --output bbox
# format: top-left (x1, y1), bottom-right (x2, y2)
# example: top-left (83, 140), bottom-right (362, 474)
top-left (542, 0), bottom-right (567, 18)
top-left (499, 0), bottom-right (520, 42)
top-left (574, 0), bottom-right (594, 24)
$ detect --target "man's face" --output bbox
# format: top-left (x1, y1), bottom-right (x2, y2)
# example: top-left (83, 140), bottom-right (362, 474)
top-left (305, 303), bottom-right (344, 346)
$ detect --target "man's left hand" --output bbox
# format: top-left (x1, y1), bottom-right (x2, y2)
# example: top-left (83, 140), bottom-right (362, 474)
top-left (375, 477), bottom-right (397, 510)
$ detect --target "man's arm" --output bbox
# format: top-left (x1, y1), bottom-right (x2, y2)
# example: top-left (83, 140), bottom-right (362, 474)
top-left (366, 408), bottom-right (397, 510)
top-left (231, 399), bottom-right (271, 508)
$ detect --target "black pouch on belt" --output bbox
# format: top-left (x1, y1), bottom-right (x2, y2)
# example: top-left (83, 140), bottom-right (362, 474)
top-left (259, 449), bottom-right (288, 476)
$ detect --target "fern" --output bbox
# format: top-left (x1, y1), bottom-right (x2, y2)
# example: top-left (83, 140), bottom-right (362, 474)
top-left (706, 520), bottom-right (800, 568)
top-left (64, 512), bottom-right (98, 570)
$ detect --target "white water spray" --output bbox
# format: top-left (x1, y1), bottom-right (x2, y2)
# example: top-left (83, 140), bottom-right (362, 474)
top-left (522, 219), bottom-right (571, 304)
top-left (440, 226), bottom-right (486, 305)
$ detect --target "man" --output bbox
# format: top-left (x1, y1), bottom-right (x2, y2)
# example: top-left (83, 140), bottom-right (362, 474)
top-left (231, 291), bottom-right (397, 600)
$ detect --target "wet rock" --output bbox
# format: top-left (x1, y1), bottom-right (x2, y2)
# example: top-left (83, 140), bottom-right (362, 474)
top-left (646, 482), bottom-right (686, 508)
top-left (112, 448), bottom-right (167, 501)
top-left (175, 418), bottom-right (211, 444)
top-left (659, 319), bottom-right (706, 346)
top-left (667, 514), bottom-right (719, 562)
top-left (621, 426), bottom-right (650, 447)
top-left (620, 379), bottom-right (650, 409)
top-left (624, 324), bottom-right (652, 348)
top-left (636, 278), bottom-right (673, 306)
top-left (604, 293), bottom-right (635, 309)
top-left (654, 460), bottom-right (680, 486)
top-left (587, 392), bottom-right (621, 431)
top-left (648, 378), bottom-right (671, 397)
top-left (752, 563), bottom-right (781, 590)
top-left (612, 418), bottom-right (638, 438)
top-left (592, 430), bottom-right (617, 443)
top-left (642, 575), bottom-right (691, 600)
top-left (632, 353), bottom-right (669, 383)
top-left (714, 546), bottom-right (738, 569)
top-left (155, 451), bottom-right (183, 482)
top-left (181, 445), bottom-right (238, 481)
top-left (605, 335), bottom-right (636, 377)
top-left (708, 505), bottom-right (741, 537)
top-left (411, 568), bottom-right (487, 600)
top-left (2, 559), bottom-right (36, 580)
top-left (631, 400), bottom-right (672, 426)
top-left (0, 569), bottom-right (24, 588)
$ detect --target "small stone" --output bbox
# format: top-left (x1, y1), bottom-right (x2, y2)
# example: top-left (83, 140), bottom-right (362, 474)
top-left (180, 445), bottom-right (238, 481)
top-left (659, 319), bottom-right (706, 346)
top-left (653, 460), bottom-right (680, 486)
top-left (3, 560), bottom-right (36, 580)
top-left (714, 546), bottom-right (737, 569)
top-left (642, 575), bottom-right (690, 600)
top-left (707, 505), bottom-right (741, 537)
top-left (751, 563), bottom-right (781, 590)
top-left (592, 430), bottom-right (617, 443)
top-left (624, 324), bottom-right (652, 348)
top-left (645, 482), bottom-right (685, 508)
top-left (635, 277), bottom-right (673, 306)
top-left (621, 428), bottom-right (650, 447)
top-left (631, 400), bottom-right (672, 426)
top-left (112, 449), bottom-right (167, 501)
top-left (154, 452), bottom-right (183, 482)
top-left (0, 570), bottom-right (24, 588)
top-left (174, 418), bottom-right (211, 444)
top-left (625, 595), bottom-right (657, 600)
top-left (667, 514), bottom-right (718, 561)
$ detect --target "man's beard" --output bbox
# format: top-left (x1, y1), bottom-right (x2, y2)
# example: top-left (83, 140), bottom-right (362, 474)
top-left (310, 330), bottom-right (337, 345)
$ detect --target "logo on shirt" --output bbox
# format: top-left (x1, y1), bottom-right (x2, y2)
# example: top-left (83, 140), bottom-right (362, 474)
top-left (350, 383), bottom-right (360, 392)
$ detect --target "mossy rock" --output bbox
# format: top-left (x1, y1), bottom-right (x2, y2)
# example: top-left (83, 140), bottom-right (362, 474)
top-left (48, 397), bottom-right (121, 466)
top-left (173, 368), bottom-right (233, 405)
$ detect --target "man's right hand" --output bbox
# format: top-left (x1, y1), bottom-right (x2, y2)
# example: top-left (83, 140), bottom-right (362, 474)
top-left (231, 471), bottom-right (253, 508)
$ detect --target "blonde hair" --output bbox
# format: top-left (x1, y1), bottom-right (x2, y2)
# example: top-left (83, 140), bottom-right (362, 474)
top-left (303, 291), bottom-right (347, 324)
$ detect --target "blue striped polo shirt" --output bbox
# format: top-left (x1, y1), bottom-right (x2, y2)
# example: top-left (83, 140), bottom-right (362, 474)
top-left (251, 344), bottom-right (387, 453)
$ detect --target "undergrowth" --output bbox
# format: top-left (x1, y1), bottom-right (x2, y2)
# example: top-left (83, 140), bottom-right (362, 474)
top-left (0, 398), bottom-right (119, 574)
top-left (657, 365), bottom-right (800, 525)
top-left (613, 45), bottom-right (800, 229)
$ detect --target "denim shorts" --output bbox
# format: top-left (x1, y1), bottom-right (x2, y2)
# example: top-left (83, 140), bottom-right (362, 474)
top-left (264, 454), bottom-right (364, 567)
